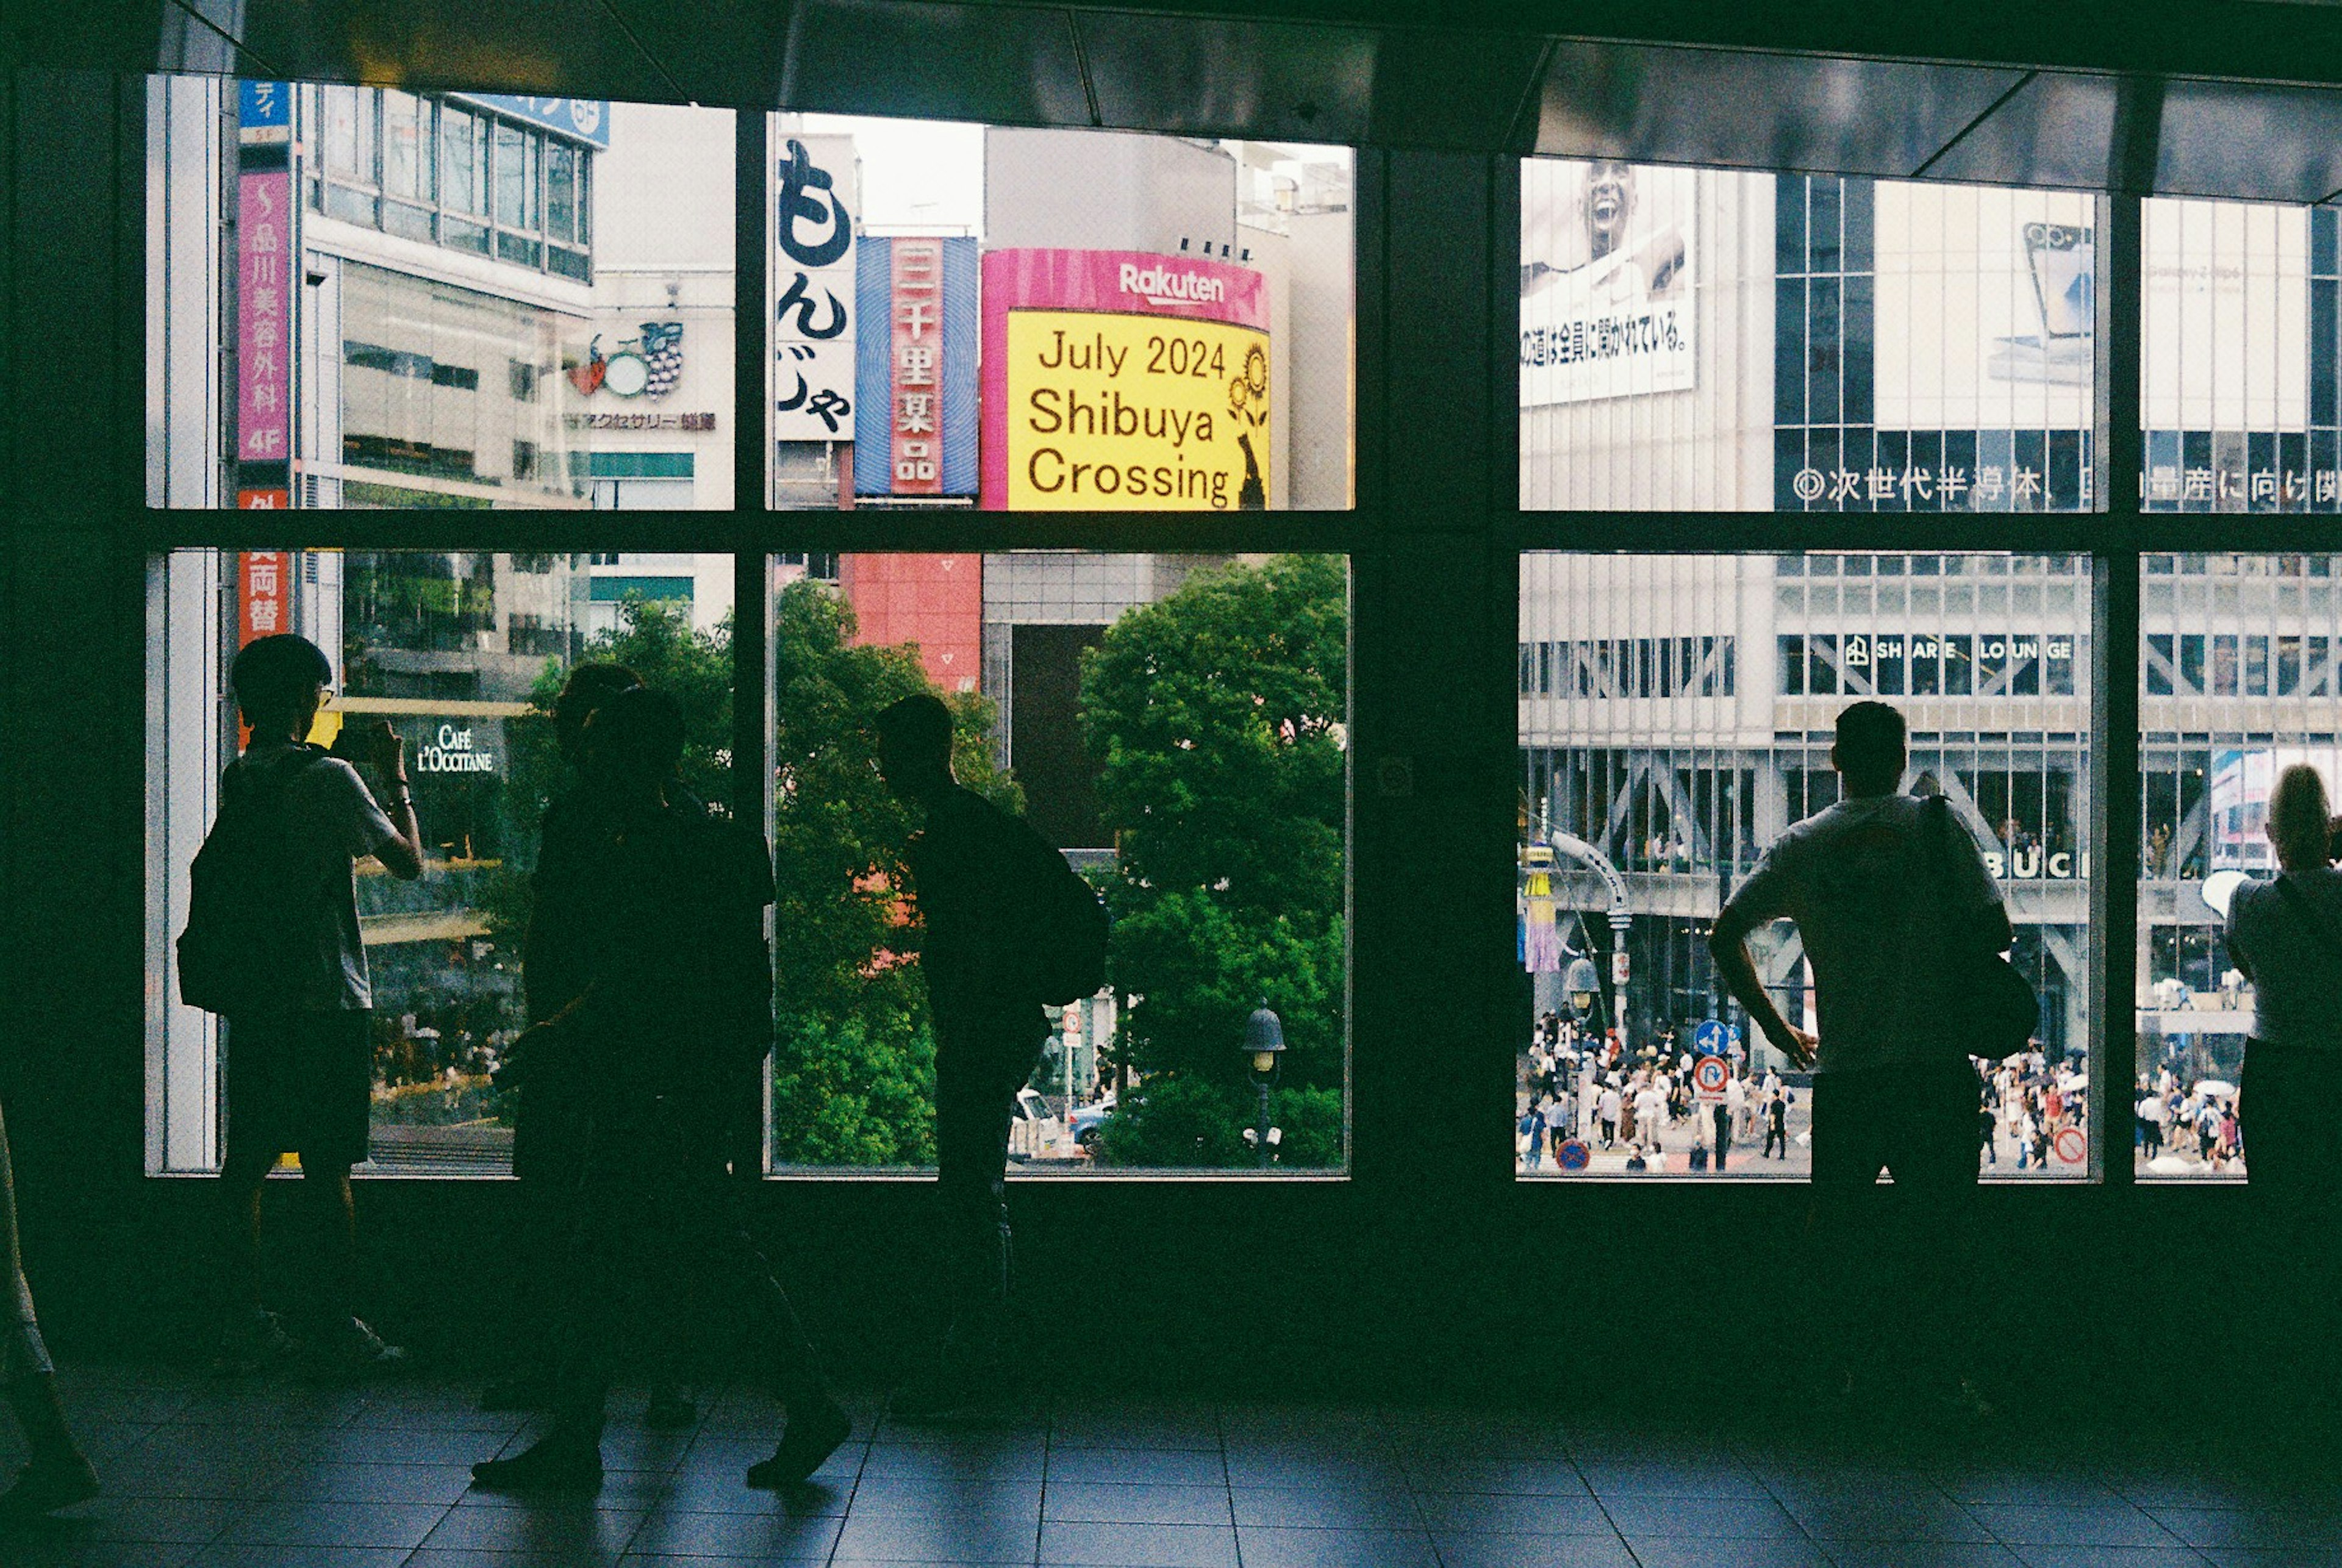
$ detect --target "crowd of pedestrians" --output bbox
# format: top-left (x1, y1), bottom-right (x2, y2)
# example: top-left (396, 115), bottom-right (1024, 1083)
top-left (1517, 1018), bottom-right (1794, 1173)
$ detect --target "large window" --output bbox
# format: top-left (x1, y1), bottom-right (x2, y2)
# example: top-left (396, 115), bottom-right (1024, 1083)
top-left (146, 550), bottom-right (735, 1176)
top-left (145, 79), bottom-right (733, 510)
top-left (1517, 552), bottom-right (2093, 1180)
top-left (765, 553), bottom-right (1350, 1174)
top-left (765, 118), bottom-right (1354, 511)
top-left (1521, 162), bottom-right (2100, 513)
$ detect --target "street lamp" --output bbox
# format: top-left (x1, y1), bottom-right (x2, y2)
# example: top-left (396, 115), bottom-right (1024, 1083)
top-left (1564, 956), bottom-right (1600, 1022)
top-left (1242, 1000), bottom-right (1284, 1169)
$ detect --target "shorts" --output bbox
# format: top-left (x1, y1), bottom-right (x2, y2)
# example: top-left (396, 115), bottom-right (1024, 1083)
top-left (224, 1010), bottom-right (375, 1169)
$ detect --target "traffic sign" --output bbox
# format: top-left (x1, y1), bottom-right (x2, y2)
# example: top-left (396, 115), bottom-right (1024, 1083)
top-left (1693, 1019), bottom-right (1726, 1056)
top-left (2053, 1126), bottom-right (2086, 1164)
top-left (1556, 1138), bottom-right (1592, 1172)
top-left (1693, 1055), bottom-right (1731, 1103)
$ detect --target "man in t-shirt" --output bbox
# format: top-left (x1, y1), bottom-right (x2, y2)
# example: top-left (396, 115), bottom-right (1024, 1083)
top-left (878, 693), bottom-right (1057, 1417)
top-left (212, 634), bottom-right (425, 1375)
top-left (1710, 700), bottom-right (2010, 1413)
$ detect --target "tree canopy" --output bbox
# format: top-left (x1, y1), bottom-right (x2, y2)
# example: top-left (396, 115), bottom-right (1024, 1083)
top-left (1077, 554), bottom-right (1348, 1167)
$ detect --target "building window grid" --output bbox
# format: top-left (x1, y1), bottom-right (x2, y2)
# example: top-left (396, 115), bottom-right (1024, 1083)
top-left (305, 85), bottom-right (592, 283)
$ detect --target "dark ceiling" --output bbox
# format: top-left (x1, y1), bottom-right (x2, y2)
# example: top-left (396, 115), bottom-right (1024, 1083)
top-left (27, 0), bottom-right (2342, 201)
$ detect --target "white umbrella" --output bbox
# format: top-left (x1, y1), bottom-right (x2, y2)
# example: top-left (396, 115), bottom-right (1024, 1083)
top-left (2146, 1155), bottom-right (2196, 1176)
top-left (2194, 1079), bottom-right (2236, 1099)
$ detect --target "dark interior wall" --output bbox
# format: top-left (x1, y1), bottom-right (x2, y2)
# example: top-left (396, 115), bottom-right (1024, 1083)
top-left (0, 62), bottom-right (2271, 1424)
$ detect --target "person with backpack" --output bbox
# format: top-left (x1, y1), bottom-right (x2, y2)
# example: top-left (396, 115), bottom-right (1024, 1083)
top-left (876, 692), bottom-right (1106, 1419)
top-left (471, 687), bottom-right (849, 1493)
top-left (1710, 701), bottom-right (2013, 1419)
top-left (185, 634), bottom-right (425, 1376)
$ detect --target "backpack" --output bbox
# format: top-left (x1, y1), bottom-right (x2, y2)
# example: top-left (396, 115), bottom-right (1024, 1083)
top-left (1924, 797), bottom-right (2040, 1062)
top-left (177, 746), bottom-right (325, 1015)
top-left (1016, 838), bottom-right (1112, 1007)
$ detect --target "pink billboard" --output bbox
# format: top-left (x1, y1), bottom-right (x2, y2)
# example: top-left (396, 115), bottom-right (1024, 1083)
top-left (981, 249), bottom-right (1271, 510)
top-left (236, 170), bottom-right (293, 465)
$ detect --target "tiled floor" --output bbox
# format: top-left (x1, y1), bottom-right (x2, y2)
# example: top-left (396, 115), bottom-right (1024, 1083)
top-left (5, 1365), bottom-right (2342, 1567)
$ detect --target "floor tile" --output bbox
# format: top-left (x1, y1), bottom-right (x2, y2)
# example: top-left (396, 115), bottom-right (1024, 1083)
top-left (847, 1474), bottom-right (1042, 1519)
top-left (1966, 1506), bottom-right (2185, 1549)
top-left (0, 1538), bottom-right (207, 1568)
top-left (1042, 1483), bottom-right (1227, 1527)
top-left (415, 1503), bottom-right (646, 1562)
top-left (183, 1548), bottom-right (410, 1567)
top-left (831, 1508), bottom-right (1042, 1563)
top-left (214, 1501), bottom-right (454, 1550)
top-left (1624, 1539), bottom-right (1833, 1568)
top-left (859, 1442), bottom-right (1047, 1483)
top-left (1042, 1449), bottom-right (1225, 1489)
top-left (1048, 1406), bottom-right (1219, 1453)
top-left (1229, 1484), bottom-right (1419, 1530)
top-left (263, 1463), bottom-right (476, 1506)
top-left (1599, 1495), bottom-right (1805, 1541)
top-left (1790, 1494), bottom-right (1991, 1542)
top-left (2005, 1550), bottom-right (2216, 1568)
top-left (1402, 1458), bottom-right (1589, 1497)
top-left (59, 1494), bottom-right (245, 1542)
top-left (1822, 1545), bottom-right (2027, 1568)
top-left (1428, 1533), bottom-right (1638, 1568)
top-left (2145, 1506), bottom-right (2342, 1551)
top-left (1034, 1519), bottom-right (1239, 1567)
top-left (1233, 1525), bottom-right (1438, 1567)
top-left (625, 1509), bottom-right (843, 1559)
top-left (1413, 1491), bottom-right (1613, 1534)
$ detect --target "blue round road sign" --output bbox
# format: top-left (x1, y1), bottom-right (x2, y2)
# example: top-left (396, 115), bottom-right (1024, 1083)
top-left (1693, 1019), bottom-right (1727, 1055)
top-left (1556, 1139), bottom-right (1592, 1172)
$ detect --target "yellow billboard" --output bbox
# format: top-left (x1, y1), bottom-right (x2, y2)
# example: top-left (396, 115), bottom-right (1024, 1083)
top-left (1002, 311), bottom-right (1270, 510)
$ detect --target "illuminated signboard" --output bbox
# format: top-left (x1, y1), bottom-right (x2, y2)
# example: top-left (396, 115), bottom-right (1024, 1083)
top-left (982, 249), bottom-right (1269, 511)
top-left (854, 236), bottom-right (978, 498)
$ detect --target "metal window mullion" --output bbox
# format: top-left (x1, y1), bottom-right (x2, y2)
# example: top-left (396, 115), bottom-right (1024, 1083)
top-left (2091, 78), bottom-right (2161, 1192)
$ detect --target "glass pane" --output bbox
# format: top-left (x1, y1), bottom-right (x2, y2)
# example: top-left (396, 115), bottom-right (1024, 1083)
top-left (1518, 552), bottom-right (2093, 1180)
top-left (2140, 201), bottom-right (2333, 514)
top-left (381, 90), bottom-right (429, 202)
top-left (546, 141), bottom-right (579, 245)
top-left (146, 81), bottom-right (732, 509)
top-left (767, 116), bottom-right (1355, 511)
top-left (441, 107), bottom-right (487, 217)
top-left (321, 85), bottom-right (368, 180)
top-left (767, 552), bottom-right (1350, 1173)
top-left (145, 549), bottom-right (734, 1176)
top-left (1522, 163), bottom-right (2099, 512)
top-left (2138, 553), bottom-right (2342, 1180)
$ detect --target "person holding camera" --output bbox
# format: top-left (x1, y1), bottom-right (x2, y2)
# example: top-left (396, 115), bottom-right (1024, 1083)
top-left (205, 634), bottom-right (424, 1376)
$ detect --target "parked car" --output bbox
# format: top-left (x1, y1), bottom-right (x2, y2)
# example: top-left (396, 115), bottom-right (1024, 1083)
top-left (1069, 1097), bottom-right (1118, 1151)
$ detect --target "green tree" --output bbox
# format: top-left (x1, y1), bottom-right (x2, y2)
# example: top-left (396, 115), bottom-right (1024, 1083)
top-left (1080, 555), bottom-right (1347, 1169)
top-left (765, 576), bottom-right (1019, 1166)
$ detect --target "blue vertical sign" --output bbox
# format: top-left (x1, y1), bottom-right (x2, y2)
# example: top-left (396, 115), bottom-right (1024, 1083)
top-left (238, 81), bottom-right (290, 143)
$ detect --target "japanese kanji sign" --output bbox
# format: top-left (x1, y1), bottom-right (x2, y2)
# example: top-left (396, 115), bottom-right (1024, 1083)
top-left (235, 168), bottom-right (293, 465)
top-left (853, 236), bottom-right (978, 498)
top-left (772, 137), bottom-right (858, 443)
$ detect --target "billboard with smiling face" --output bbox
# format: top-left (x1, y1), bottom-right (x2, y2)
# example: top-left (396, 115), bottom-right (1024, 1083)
top-left (982, 249), bottom-right (1270, 510)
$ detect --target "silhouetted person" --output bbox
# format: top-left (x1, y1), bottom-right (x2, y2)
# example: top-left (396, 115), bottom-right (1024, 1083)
top-left (0, 1098), bottom-right (96, 1519)
top-left (1710, 700), bottom-right (2009, 1417)
top-left (484, 662), bottom-right (690, 1427)
top-left (206, 634), bottom-right (424, 1375)
top-left (876, 693), bottom-right (1055, 1418)
top-left (2226, 764), bottom-right (2342, 1379)
top-left (472, 687), bottom-right (847, 1494)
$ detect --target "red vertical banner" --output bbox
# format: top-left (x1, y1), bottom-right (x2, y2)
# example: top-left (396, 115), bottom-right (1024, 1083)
top-left (239, 551), bottom-right (290, 646)
top-left (890, 239), bottom-right (944, 495)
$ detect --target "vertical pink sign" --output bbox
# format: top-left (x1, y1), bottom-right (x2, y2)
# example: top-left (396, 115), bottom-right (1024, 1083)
top-left (237, 171), bottom-right (293, 464)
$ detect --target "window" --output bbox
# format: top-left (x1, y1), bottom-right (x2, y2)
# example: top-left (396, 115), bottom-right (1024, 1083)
top-left (1519, 553), bottom-right (2093, 1179)
top-left (146, 550), bottom-right (734, 1176)
top-left (766, 553), bottom-right (1350, 1173)
top-left (1522, 163), bottom-right (2099, 512)
top-left (766, 116), bottom-right (1354, 511)
top-left (147, 82), bottom-right (731, 510)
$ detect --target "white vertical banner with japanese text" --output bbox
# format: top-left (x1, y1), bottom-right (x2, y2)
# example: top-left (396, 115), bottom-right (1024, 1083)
top-left (772, 135), bottom-right (859, 443)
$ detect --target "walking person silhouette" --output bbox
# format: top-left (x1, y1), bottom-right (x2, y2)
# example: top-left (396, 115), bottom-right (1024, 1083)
top-left (190, 634), bottom-right (424, 1378)
top-left (875, 693), bottom-right (1075, 1419)
top-left (0, 1097), bottom-right (98, 1520)
top-left (471, 687), bottom-right (848, 1493)
top-left (481, 662), bottom-right (697, 1428)
top-left (1710, 701), bottom-right (2010, 1418)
